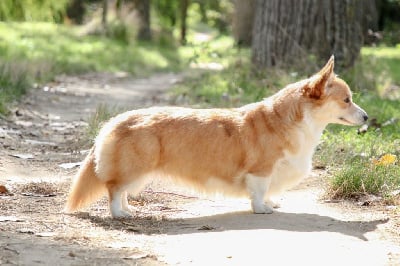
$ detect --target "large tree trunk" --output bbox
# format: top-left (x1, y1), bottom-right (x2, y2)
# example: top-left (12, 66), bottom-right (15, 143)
top-left (315, 0), bottom-right (364, 69)
top-left (232, 0), bottom-right (255, 46)
top-left (134, 0), bottom-right (151, 41)
top-left (252, 0), bottom-right (317, 67)
top-left (252, 0), bottom-right (366, 69)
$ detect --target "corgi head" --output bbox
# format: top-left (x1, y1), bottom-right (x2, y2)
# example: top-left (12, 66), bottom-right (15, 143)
top-left (304, 56), bottom-right (368, 126)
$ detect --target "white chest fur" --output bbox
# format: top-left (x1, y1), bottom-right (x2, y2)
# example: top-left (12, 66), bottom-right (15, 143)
top-left (266, 117), bottom-right (325, 197)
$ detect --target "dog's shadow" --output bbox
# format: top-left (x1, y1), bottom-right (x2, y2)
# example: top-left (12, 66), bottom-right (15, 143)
top-left (75, 209), bottom-right (387, 241)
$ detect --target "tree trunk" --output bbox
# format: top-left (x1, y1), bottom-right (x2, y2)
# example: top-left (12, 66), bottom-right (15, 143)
top-left (102, 0), bottom-right (108, 33)
top-left (252, 0), bottom-right (317, 67)
top-left (134, 0), bottom-right (151, 41)
top-left (232, 0), bottom-right (255, 46)
top-left (180, 0), bottom-right (189, 45)
top-left (66, 0), bottom-right (86, 25)
top-left (252, 0), bottom-right (366, 69)
top-left (315, 0), bottom-right (364, 69)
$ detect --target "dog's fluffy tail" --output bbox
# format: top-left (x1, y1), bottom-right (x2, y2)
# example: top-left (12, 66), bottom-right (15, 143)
top-left (64, 147), bottom-right (106, 213)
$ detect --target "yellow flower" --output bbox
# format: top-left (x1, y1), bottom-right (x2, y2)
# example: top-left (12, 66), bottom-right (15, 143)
top-left (372, 154), bottom-right (398, 166)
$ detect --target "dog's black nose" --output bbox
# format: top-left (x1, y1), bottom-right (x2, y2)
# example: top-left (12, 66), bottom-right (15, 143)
top-left (363, 114), bottom-right (368, 121)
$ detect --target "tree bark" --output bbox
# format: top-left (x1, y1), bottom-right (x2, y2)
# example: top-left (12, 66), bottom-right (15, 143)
top-left (252, 0), bottom-right (366, 69)
top-left (66, 0), bottom-right (86, 25)
top-left (252, 0), bottom-right (317, 67)
top-left (134, 0), bottom-right (151, 41)
top-left (102, 0), bottom-right (108, 33)
top-left (180, 0), bottom-right (189, 45)
top-left (232, 0), bottom-right (255, 46)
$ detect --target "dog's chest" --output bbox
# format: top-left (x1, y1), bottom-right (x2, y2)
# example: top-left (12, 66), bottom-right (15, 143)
top-left (272, 131), bottom-right (320, 183)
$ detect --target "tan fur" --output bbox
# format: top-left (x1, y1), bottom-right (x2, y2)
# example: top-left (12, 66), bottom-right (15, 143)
top-left (64, 148), bottom-right (107, 212)
top-left (65, 56), bottom-right (368, 217)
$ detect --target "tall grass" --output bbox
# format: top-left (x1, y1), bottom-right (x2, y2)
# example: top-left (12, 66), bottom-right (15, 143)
top-left (0, 62), bottom-right (31, 114)
top-left (86, 104), bottom-right (124, 143)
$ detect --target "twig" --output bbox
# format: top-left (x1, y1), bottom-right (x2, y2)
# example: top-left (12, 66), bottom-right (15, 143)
top-left (142, 190), bottom-right (198, 199)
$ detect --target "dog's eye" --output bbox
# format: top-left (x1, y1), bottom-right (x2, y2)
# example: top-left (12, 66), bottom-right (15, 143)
top-left (344, 97), bottom-right (350, 103)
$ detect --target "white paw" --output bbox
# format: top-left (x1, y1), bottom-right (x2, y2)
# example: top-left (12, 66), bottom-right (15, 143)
top-left (122, 204), bottom-right (132, 213)
top-left (265, 199), bottom-right (281, 209)
top-left (111, 209), bottom-right (132, 219)
top-left (251, 202), bottom-right (273, 214)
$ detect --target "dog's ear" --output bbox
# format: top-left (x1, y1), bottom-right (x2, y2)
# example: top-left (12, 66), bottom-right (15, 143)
top-left (304, 55), bottom-right (335, 99)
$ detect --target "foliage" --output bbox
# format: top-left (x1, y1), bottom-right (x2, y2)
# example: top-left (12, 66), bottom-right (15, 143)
top-left (152, 0), bottom-right (233, 33)
top-left (0, 22), bottom-right (182, 76)
top-left (0, 22), bottom-right (184, 114)
top-left (0, 0), bottom-right (68, 22)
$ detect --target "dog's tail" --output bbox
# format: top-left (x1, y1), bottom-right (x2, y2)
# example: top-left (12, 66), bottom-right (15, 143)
top-left (64, 147), bottom-right (106, 213)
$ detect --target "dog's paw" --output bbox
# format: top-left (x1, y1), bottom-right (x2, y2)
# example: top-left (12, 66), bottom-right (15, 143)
top-left (251, 202), bottom-right (273, 214)
top-left (265, 199), bottom-right (281, 209)
top-left (111, 209), bottom-right (132, 219)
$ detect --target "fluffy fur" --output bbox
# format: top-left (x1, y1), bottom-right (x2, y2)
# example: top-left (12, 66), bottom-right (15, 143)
top-left (65, 56), bottom-right (368, 218)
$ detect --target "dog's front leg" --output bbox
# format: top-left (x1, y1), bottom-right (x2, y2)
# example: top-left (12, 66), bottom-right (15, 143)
top-left (245, 174), bottom-right (273, 214)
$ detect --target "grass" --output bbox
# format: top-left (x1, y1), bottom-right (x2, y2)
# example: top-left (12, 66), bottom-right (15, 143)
top-left (0, 62), bottom-right (31, 114)
top-left (86, 104), bottom-right (124, 143)
top-left (171, 42), bottom-right (400, 203)
top-left (0, 21), bottom-right (183, 114)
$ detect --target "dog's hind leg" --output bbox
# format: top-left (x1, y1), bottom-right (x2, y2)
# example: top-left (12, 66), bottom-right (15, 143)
top-left (107, 185), bottom-right (132, 218)
top-left (245, 174), bottom-right (273, 214)
top-left (107, 174), bottom-right (152, 218)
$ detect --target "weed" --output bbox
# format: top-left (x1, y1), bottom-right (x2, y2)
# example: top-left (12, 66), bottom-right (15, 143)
top-left (86, 104), bottom-right (125, 143)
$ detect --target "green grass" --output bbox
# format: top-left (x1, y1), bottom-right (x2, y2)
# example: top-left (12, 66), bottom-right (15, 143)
top-left (0, 62), bottom-right (31, 114)
top-left (0, 21), bottom-right (186, 114)
top-left (0, 22), bottom-right (182, 78)
top-left (172, 42), bottom-right (400, 203)
top-left (86, 104), bottom-right (125, 143)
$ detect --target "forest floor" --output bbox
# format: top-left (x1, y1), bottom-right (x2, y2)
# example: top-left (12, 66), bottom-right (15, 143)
top-left (0, 72), bottom-right (400, 265)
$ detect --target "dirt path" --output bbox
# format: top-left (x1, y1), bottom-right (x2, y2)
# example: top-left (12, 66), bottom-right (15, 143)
top-left (1, 72), bottom-right (399, 265)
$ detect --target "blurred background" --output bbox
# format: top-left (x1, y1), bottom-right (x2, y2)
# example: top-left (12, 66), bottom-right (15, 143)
top-left (0, 0), bottom-right (399, 199)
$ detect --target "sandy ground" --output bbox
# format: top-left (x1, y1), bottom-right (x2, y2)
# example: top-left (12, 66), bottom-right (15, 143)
top-left (0, 72), bottom-right (399, 265)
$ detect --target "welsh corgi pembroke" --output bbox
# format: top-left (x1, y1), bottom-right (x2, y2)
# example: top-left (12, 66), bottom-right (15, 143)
top-left (65, 56), bottom-right (368, 218)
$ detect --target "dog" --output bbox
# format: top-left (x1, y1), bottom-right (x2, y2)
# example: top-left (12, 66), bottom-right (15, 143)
top-left (65, 56), bottom-right (368, 218)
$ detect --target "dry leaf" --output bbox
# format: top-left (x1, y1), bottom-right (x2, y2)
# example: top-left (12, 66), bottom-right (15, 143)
top-left (0, 185), bottom-right (9, 194)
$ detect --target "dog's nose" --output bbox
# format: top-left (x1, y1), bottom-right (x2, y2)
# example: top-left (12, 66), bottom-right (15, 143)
top-left (363, 114), bottom-right (368, 122)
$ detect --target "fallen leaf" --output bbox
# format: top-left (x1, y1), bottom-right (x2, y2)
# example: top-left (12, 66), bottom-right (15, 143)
top-left (123, 251), bottom-right (149, 260)
top-left (0, 185), bottom-right (9, 194)
top-left (18, 228), bottom-right (35, 234)
top-left (0, 216), bottom-right (24, 222)
top-left (10, 153), bottom-right (34, 159)
top-left (25, 139), bottom-right (57, 146)
top-left (59, 162), bottom-right (82, 169)
top-left (21, 192), bottom-right (56, 197)
top-left (198, 225), bottom-right (215, 231)
top-left (36, 232), bottom-right (57, 237)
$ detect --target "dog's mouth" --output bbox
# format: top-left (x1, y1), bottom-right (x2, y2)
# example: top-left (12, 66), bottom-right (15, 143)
top-left (338, 117), bottom-right (357, 125)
